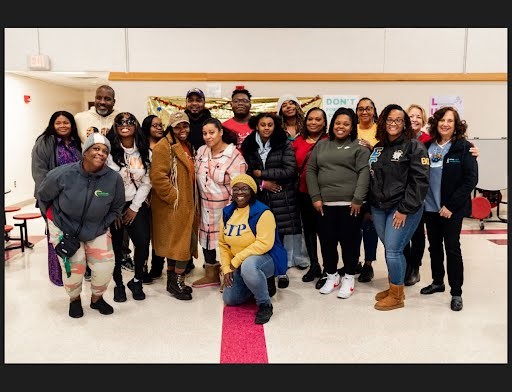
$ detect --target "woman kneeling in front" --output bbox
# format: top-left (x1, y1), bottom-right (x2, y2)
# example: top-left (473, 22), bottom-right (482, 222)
top-left (219, 174), bottom-right (287, 324)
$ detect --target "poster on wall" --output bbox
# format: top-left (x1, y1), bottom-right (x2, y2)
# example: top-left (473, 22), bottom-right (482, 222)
top-left (322, 95), bottom-right (359, 124)
top-left (430, 96), bottom-right (463, 117)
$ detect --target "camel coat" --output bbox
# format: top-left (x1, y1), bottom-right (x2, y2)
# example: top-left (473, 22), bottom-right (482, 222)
top-left (150, 134), bottom-right (199, 261)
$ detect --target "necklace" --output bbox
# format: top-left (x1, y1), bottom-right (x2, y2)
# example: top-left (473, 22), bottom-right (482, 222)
top-left (307, 136), bottom-right (319, 143)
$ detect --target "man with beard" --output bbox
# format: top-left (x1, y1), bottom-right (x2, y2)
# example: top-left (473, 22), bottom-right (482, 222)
top-left (185, 88), bottom-right (212, 151)
top-left (75, 86), bottom-right (134, 277)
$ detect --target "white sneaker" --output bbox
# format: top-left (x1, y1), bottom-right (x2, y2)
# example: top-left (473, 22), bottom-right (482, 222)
top-left (337, 274), bottom-right (355, 299)
top-left (319, 272), bottom-right (341, 294)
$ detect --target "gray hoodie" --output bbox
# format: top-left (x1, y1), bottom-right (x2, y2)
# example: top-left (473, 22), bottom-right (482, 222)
top-left (37, 161), bottom-right (125, 241)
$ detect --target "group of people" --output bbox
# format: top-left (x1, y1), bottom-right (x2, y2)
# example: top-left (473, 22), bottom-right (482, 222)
top-left (31, 84), bottom-right (478, 324)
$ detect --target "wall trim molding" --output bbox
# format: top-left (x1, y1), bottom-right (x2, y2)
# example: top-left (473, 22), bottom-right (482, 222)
top-left (109, 72), bottom-right (507, 82)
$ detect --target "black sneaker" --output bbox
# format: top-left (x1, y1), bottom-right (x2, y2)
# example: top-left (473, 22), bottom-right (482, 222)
top-left (255, 303), bottom-right (273, 324)
top-left (358, 263), bottom-right (374, 283)
top-left (267, 276), bottom-right (276, 297)
top-left (90, 297), bottom-right (114, 315)
top-left (69, 298), bottom-right (83, 318)
top-left (84, 268), bottom-right (91, 282)
top-left (121, 256), bottom-right (135, 272)
top-left (302, 263), bottom-right (322, 282)
top-left (315, 271), bottom-right (327, 289)
top-left (142, 271), bottom-right (154, 285)
top-left (277, 275), bottom-right (289, 289)
top-left (113, 285), bottom-right (127, 302)
top-left (127, 279), bottom-right (146, 300)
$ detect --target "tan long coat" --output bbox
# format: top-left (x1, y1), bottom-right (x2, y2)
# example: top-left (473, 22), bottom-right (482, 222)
top-left (150, 134), bottom-right (199, 261)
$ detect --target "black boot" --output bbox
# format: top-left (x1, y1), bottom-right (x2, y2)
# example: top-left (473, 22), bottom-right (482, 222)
top-left (167, 271), bottom-right (192, 300)
top-left (404, 265), bottom-right (420, 286)
top-left (167, 270), bottom-right (192, 294)
top-left (302, 262), bottom-right (322, 282)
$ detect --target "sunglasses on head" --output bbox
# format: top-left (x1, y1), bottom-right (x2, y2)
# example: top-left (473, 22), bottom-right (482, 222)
top-left (115, 118), bottom-right (136, 126)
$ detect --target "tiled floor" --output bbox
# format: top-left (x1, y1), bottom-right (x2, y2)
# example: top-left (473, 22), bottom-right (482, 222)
top-left (3, 201), bottom-right (508, 363)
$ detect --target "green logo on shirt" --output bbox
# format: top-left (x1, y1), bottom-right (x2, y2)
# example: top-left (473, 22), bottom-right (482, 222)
top-left (94, 189), bottom-right (110, 197)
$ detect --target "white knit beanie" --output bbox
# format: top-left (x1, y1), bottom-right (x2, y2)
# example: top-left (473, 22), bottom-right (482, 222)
top-left (276, 94), bottom-right (300, 115)
top-left (83, 132), bottom-right (111, 153)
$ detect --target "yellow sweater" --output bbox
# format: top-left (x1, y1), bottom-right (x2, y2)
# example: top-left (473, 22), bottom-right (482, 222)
top-left (357, 123), bottom-right (378, 148)
top-left (218, 206), bottom-right (276, 274)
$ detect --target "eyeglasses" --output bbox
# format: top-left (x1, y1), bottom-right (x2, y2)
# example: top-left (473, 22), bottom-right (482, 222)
top-left (386, 118), bottom-right (404, 125)
top-left (357, 106), bottom-right (373, 113)
top-left (115, 119), bottom-right (136, 126)
top-left (232, 99), bottom-right (250, 105)
top-left (151, 123), bottom-right (163, 129)
top-left (232, 186), bottom-right (251, 193)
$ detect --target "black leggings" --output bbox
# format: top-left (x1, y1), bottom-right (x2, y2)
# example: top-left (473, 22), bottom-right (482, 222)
top-left (111, 202), bottom-right (151, 285)
top-left (297, 192), bottom-right (320, 265)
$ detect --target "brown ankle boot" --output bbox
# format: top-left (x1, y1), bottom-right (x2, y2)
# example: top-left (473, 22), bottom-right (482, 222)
top-left (374, 283), bottom-right (404, 311)
top-left (375, 276), bottom-right (406, 301)
top-left (192, 263), bottom-right (221, 288)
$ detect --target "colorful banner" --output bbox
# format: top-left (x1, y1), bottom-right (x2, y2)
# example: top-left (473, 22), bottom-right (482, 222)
top-left (147, 96), bottom-right (322, 126)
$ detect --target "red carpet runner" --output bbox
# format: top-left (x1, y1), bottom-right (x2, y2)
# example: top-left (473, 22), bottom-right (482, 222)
top-left (220, 302), bottom-right (269, 363)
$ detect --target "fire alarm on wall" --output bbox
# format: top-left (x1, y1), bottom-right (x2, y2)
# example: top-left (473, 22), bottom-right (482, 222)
top-left (27, 54), bottom-right (51, 71)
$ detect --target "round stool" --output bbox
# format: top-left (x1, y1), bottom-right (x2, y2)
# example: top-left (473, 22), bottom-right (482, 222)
top-left (4, 205), bottom-right (21, 229)
top-left (471, 196), bottom-right (492, 230)
top-left (4, 224), bottom-right (24, 252)
top-left (12, 212), bottom-right (42, 249)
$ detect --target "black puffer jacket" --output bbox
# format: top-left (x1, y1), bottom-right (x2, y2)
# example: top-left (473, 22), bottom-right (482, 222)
top-left (242, 130), bottom-right (302, 236)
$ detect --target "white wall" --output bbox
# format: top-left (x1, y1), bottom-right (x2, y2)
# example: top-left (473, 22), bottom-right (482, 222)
top-left (5, 28), bottom-right (507, 73)
top-left (3, 28), bottom-right (508, 205)
top-left (4, 74), bottom-right (88, 206)
top-left (112, 79), bottom-right (507, 141)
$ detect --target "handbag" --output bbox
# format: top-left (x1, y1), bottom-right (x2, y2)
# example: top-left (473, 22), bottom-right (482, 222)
top-left (54, 233), bottom-right (81, 259)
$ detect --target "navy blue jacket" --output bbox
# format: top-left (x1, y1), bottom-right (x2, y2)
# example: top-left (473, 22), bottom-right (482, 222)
top-left (425, 138), bottom-right (478, 218)
top-left (223, 200), bottom-right (288, 276)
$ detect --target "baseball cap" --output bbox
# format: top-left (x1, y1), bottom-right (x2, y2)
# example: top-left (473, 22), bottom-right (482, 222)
top-left (186, 88), bottom-right (205, 99)
top-left (168, 111), bottom-right (190, 128)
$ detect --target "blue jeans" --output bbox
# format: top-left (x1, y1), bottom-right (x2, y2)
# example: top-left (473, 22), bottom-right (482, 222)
top-left (371, 205), bottom-right (424, 285)
top-left (222, 254), bottom-right (275, 306)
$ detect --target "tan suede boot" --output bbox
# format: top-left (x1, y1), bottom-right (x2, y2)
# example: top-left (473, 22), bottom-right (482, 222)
top-left (192, 263), bottom-right (221, 288)
top-left (374, 283), bottom-right (405, 311)
top-left (375, 277), bottom-right (406, 301)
